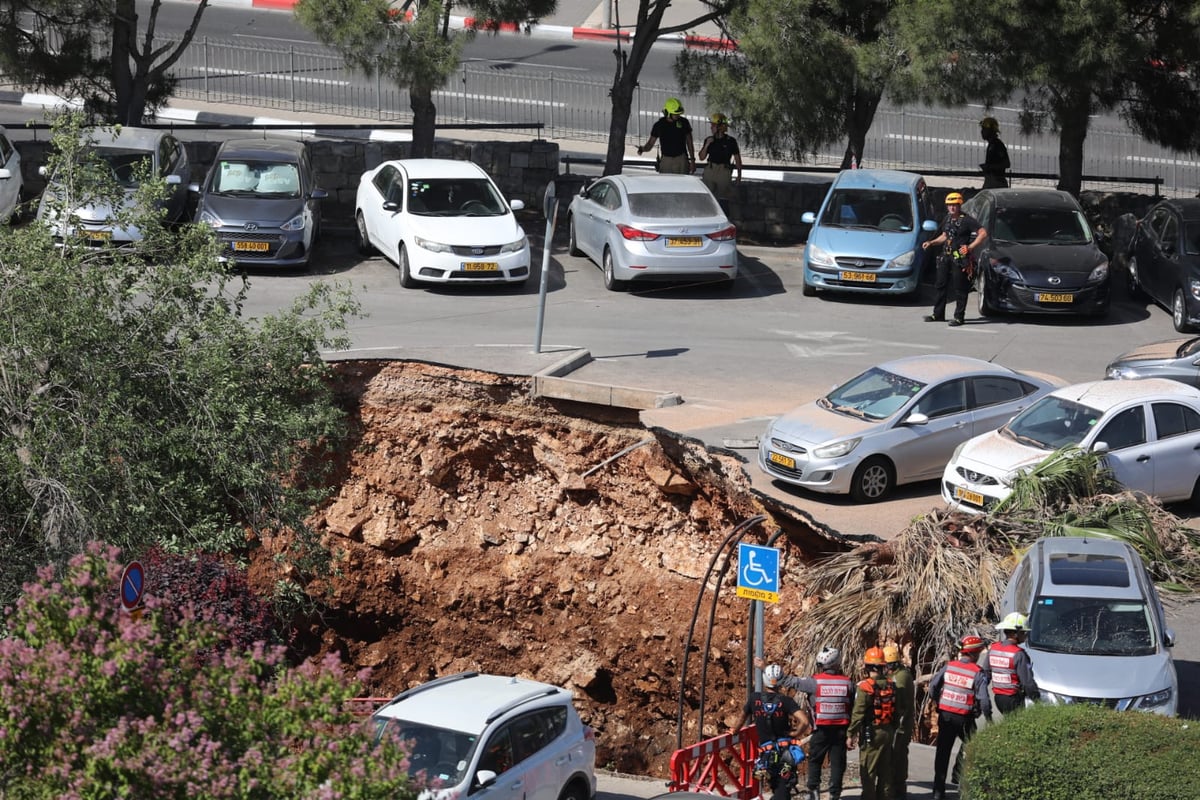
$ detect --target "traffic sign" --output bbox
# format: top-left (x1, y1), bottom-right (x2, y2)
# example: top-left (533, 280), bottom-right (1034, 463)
top-left (736, 543), bottom-right (779, 603)
top-left (120, 561), bottom-right (145, 611)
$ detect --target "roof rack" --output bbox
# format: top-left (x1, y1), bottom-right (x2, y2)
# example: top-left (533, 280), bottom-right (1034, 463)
top-left (379, 670), bottom-right (480, 708)
top-left (485, 685), bottom-right (561, 724)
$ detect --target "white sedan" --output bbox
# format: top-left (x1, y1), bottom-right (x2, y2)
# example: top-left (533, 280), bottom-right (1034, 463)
top-left (355, 158), bottom-right (529, 287)
top-left (943, 377), bottom-right (1200, 512)
top-left (566, 174), bottom-right (738, 291)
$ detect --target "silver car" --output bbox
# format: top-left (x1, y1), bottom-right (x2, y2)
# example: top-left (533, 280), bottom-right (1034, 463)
top-left (1000, 536), bottom-right (1177, 715)
top-left (191, 138), bottom-right (327, 270)
top-left (1106, 336), bottom-right (1200, 389)
top-left (758, 354), bottom-right (1062, 502)
top-left (0, 125), bottom-right (23, 223)
top-left (566, 174), bottom-right (738, 291)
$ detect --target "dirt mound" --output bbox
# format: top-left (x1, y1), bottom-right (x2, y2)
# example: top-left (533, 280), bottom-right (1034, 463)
top-left (251, 361), bottom-right (843, 777)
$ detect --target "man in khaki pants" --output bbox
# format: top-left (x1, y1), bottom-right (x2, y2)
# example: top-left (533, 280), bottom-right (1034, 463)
top-left (699, 113), bottom-right (743, 202)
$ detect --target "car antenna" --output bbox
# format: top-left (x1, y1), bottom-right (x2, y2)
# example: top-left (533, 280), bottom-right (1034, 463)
top-left (986, 336), bottom-right (1016, 364)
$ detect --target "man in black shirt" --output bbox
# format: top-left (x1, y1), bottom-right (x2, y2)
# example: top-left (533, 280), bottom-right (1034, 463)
top-left (699, 113), bottom-right (743, 201)
top-left (636, 97), bottom-right (695, 174)
top-left (740, 664), bottom-right (811, 800)
top-left (921, 192), bottom-right (988, 326)
top-left (980, 117), bottom-right (1010, 188)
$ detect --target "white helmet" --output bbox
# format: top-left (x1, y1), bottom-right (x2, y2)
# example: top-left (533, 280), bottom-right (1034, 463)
top-left (816, 646), bottom-right (842, 670)
top-left (763, 664), bottom-right (784, 688)
top-left (995, 612), bottom-right (1029, 632)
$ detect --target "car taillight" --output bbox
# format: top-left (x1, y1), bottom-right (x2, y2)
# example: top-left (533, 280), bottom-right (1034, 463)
top-left (708, 225), bottom-right (737, 241)
top-left (584, 726), bottom-right (595, 741)
top-left (617, 224), bottom-right (660, 241)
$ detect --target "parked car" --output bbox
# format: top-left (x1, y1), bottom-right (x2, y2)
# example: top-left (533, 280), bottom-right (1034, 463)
top-left (566, 173), bottom-right (738, 291)
top-left (1000, 536), bottom-right (1177, 715)
top-left (371, 671), bottom-right (596, 800)
top-left (355, 158), bottom-right (529, 287)
top-left (963, 188), bottom-right (1110, 318)
top-left (757, 354), bottom-right (1062, 502)
top-left (190, 138), bottom-right (327, 270)
top-left (942, 378), bottom-right (1200, 512)
top-left (0, 125), bottom-right (24, 223)
top-left (36, 126), bottom-right (190, 244)
top-left (800, 169), bottom-right (939, 297)
top-left (1106, 337), bottom-right (1200, 389)
top-left (1125, 198), bottom-right (1200, 332)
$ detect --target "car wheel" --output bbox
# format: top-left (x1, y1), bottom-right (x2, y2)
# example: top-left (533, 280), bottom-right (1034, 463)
top-left (557, 783), bottom-right (588, 800)
top-left (850, 456), bottom-right (894, 503)
top-left (802, 277), bottom-right (817, 297)
top-left (1127, 255), bottom-right (1145, 299)
top-left (977, 269), bottom-right (995, 317)
top-left (355, 212), bottom-right (374, 256)
top-left (1173, 288), bottom-right (1193, 332)
top-left (602, 247), bottom-right (627, 291)
top-left (1191, 475), bottom-right (1200, 508)
top-left (399, 244), bottom-right (417, 288)
top-left (568, 215), bottom-right (583, 257)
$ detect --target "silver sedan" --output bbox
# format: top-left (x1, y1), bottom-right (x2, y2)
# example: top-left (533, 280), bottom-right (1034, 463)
top-left (1106, 337), bottom-right (1200, 389)
top-left (758, 354), bottom-right (1063, 502)
top-left (566, 174), bottom-right (738, 291)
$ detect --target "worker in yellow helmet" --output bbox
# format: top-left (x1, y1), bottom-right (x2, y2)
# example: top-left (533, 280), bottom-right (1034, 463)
top-left (883, 645), bottom-right (915, 800)
top-left (979, 117), bottom-right (1010, 188)
top-left (920, 191), bottom-right (988, 326)
top-left (636, 98), bottom-right (695, 174)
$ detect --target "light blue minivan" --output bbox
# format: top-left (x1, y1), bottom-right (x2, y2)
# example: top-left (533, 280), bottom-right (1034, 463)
top-left (801, 169), bottom-right (939, 296)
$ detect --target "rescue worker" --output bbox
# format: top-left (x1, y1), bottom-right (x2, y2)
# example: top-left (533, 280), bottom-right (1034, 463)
top-left (982, 612), bottom-right (1039, 715)
top-left (847, 647), bottom-right (896, 800)
top-left (921, 192), bottom-right (987, 326)
top-left (928, 635), bottom-right (992, 800)
top-left (979, 117), bottom-right (1010, 189)
top-left (738, 664), bottom-right (812, 800)
top-left (699, 113), bottom-right (743, 202)
top-left (636, 98), bottom-right (695, 174)
top-left (774, 646), bottom-right (854, 800)
top-left (883, 644), bottom-right (915, 800)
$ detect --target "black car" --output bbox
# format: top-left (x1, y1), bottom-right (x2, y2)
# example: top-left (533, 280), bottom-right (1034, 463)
top-left (1125, 199), bottom-right (1200, 332)
top-left (962, 189), bottom-right (1110, 318)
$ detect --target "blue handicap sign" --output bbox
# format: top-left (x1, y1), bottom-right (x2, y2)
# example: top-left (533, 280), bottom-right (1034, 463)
top-left (737, 543), bottom-right (780, 603)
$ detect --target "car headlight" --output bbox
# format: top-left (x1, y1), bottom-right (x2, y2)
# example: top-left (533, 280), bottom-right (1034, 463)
top-left (1190, 278), bottom-right (1200, 301)
top-left (499, 235), bottom-right (527, 254)
top-left (994, 262), bottom-right (1023, 281)
top-left (1135, 687), bottom-right (1173, 710)
top-left (414, 235), bottom-right (453, 254)
top-left (806, 244), bottom-right (836, 268)
top-left (280, 214), bottom-right (305, 232)
top-left (1002, 466), bottom-right (1030, 487)
top-left (950, 442), bottom-right (967, 462)
top-left (199, 209), bottom-right (222, 228)
top-left (892, 249), bottom-right (915, 267)
top-left (813, 437), bottom-right (861, 458)
top-left (1087, 261), bottom-right (1109, 283)
top-left (1106, 365), bottom-right (1139, 380)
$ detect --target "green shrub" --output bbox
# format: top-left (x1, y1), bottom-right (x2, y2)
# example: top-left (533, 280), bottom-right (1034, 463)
top-left (964, 703), bottom-right (1200, 799)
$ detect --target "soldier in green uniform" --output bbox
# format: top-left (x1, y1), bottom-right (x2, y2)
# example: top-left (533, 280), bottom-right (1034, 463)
top-left (847, 647), bottom-right (897, 800)
top-left (884, 645), bottom-right (915, 800)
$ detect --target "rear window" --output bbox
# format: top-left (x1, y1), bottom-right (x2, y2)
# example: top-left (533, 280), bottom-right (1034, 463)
top-left (1048, 553), bottom-right (1130, 587)
top-left (628, 191), bottom-right (721, 219)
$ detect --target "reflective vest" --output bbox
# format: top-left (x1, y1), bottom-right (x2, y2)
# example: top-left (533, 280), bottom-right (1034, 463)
top-left (857, 677), bottom-right (896, 726)
top-left (937, 660), bottom-right (981, 716)
top-left (988, 643), bottom-right (1022, 696)
top-left (812, 673), bottom-right (853, 726)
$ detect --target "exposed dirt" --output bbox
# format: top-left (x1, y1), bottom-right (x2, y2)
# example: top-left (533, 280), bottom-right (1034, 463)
top-left (247, 360), bottom-right (849, 777)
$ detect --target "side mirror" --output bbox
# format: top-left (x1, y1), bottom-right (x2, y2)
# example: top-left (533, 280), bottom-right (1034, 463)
top-left (0, 168), bottom-right (10, 180)
top-left (903, 412), bottom-right (929, 426)
top-left (1165, 626), bottom-right (1176, 648)
top-left (922, 219), bottom-right (938, 232)
top-left (510, 198), bottom-right (525, 211)
top-left (311, 188), bottom-right (329, 200)
top-left (187, 182), bottom-right (200, 193)
top-left (38, 165), bottom-right (49, 178)
top-left (1163, 240), bottom-right (1176, 256)
top-left (801, 211), bottom-right (816, 224)
top-left (475, 770), bottom-right (498, 789)
top-left (1091, 441), bottom-right (1111, 454)
top-left (382, 200), bottom-right (400, 212)
top-left (165, 174), bottom-right (182, 185)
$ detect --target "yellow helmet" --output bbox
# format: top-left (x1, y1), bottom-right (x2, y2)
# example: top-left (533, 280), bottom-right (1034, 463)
top-left (980, 116), bottom-right (1000, 132)
top-left (864, 647), bottom-right (886, 666)
top-left (882, 645), bottom-right (901, 664)
top-left (664, 98), bottom-right (684, 115)
top-left (995, 612), bottom-right (1029, 632)
top-left (945, 192), bottom-right (964, 205)
top-left (710, 113), bottom-right (730, 125)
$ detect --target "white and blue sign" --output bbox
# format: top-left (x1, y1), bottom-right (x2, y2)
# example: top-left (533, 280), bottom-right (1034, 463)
top-left (120, 561), bottom-right (145, 611)
top-left (736, 543), bottom-right (780, 603)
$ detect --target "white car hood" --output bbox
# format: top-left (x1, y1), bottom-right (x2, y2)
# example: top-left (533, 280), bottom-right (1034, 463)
top-left (769, 402), bottom-right (877, 445)
top-left (408, 213), bottom-right (523, 245)
top-left (955, 430), bottom-right (1050, 475)
top-left (1031, 648), bottom-right (1176, 701)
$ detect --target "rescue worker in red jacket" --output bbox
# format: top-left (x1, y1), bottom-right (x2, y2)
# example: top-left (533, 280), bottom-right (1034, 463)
top-left (847, 647), bottom-right (897, 800)
top-left (982, 612), bottom-right (1039, 715)
top-left (928, 635), bottom-right (992, 800)
top-left (775, 646), bottom-right (854, 800)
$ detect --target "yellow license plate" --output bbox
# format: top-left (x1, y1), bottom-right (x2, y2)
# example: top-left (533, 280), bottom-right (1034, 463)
top-left (462, 262), bottom-right (499, 271)
top-left (667, 237), bottom-right (702, 247)
top-left (84, 230), bottom-right (112, 241)
top-left (840, 271), bottom-right (876, 282)
top-left (233, 241), bottom-right (270, 252)
top-left (1036, 292), bottom-right (1073, 303)
top-left (768, 452), bottom-right (796, 470)
top-left (955, 487), bottom-right (985, 506)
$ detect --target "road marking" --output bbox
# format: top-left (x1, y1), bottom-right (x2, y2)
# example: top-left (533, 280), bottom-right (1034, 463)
top-left (1126, 155), bottom-right (1200, 168)
top-left (463, 58), bottom-right (589, 72)
top-left (884, 133), bottom-right (1029, 150)
top-left (197, 66), bottom-right (348, 86)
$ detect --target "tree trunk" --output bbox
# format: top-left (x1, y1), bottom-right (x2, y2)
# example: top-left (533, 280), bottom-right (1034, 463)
top-left (111, 0), bottom-right (138, 123)
top-left (1055, 92), bottom-right (1091, 197)
top-left (840, 85), bottom-right (883, 170)
top-left (410, 83), bottom-right (437, 157)
top-left (602, 3), bottom-right (668, 176)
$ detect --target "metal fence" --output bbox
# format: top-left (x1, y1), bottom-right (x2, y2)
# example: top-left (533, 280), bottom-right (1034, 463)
top-left (43, 35), bottom-right (1200, 195)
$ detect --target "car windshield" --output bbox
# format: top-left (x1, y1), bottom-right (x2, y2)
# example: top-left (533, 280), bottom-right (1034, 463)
top-left (211, 160), bottom-right (301, 197)
top-left (96, 148), bottom-right (152, 189)
top-left (994, 206), bottom-right (1092, 245)
top-left (407, 178), bottom-right (508, 216)
top-left (819, 366), bottom-right (925, 421)
top-left (1029, 595), bottom-right (1156, 656)
top-left (1001, 395), bottom-right (1102, 449)
top-left (628, 191), bottom-right (722, 219)
top-left (818, 189), bottom-right (914, 231)
top-left (374, 718), bottom-right (478, 787)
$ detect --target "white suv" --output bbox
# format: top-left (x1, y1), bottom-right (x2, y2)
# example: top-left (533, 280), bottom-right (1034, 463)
top-left (372, 672), bottom-right (596, 800)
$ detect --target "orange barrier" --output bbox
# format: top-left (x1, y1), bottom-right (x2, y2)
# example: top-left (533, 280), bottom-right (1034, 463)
top-left (668, 726), bottom-right (761, 799)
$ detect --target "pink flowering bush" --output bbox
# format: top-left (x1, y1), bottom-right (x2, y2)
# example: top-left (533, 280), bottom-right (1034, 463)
top-left (0, 543), bottom-right (416, 799)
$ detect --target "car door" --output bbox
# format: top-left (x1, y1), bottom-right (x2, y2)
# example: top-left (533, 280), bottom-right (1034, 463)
top-left (473, 711), bottom-right (561, 800)
top-left (300, 150), bottom-right (320, 248)
top-left (366, 165), bottom-right (401, 260)
top-left (0, 129), bottom-right (20, 221)
top-left (158, 134), bottom-right (188, 221)
top-left (1147, 401), bottom-right (1200, 501)
top-left (1091, 404), bottom-right (1154, 493)
top-left (1137, 207), bottom-right (1174, 304)
top-left (574, 181), bottom-right (608, 259)
top-left (970, 375), bottom-right (1039, 432)
top-left (892, 377), bottom-right (972, 481)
